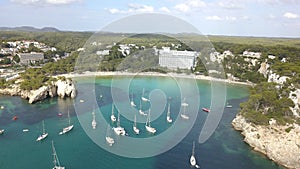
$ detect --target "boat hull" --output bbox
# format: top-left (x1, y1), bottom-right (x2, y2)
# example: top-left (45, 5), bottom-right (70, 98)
top-left (145, 125), bottom-right (156, 134)
top-left (190, 155), bottom-right (196, 166)
top-left (36, 133), bottom-right (48, 141)
top-left (113, 127), bottom-right (126, 136)
top-left (59, 125), bottom-right (74, 135)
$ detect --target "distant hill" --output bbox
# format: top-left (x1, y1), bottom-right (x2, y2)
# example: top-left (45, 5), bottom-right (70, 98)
top-left (0, 26), bottom-right (60, 32)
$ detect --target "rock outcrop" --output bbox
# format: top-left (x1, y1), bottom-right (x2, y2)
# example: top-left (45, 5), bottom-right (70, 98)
top-left (232, 114), bottom-right (300, 169)
top-left (0, 79), bottom-right (76, 104)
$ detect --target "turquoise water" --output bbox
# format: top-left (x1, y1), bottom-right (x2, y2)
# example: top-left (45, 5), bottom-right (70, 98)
top-left (0, 76), bottom-right (283, 169)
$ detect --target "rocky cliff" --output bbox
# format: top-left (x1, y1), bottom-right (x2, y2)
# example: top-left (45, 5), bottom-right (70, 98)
top-left (232, 114), bottom-right (300, 169)
top-left (0, 79), bottom-right (76, 104)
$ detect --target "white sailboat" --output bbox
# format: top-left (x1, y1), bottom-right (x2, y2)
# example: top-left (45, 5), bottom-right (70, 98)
top-left (130, 93), bottom-right (136, 107)
top-left (105, 125), bottom-right (115, 146)
top-left (141, 88), bottom-right (149, 102)
top-left (0, 129), bottom-right (4, 135)
top-left (36, 120), bottom-right (48, 141)
top-left (110, 105), bottom-right (116, 122)
top-left (180, 98), bottom-right (189, 120)
top-left (52, 141), bottom-right (65, 169)
top-left (133, 115), bottom-right (140, 134)
top-left (113, 113), bottom-right (126, 136)
top-left (166, 103), bottom-right (172, 123)
top-left (190, 141), bottom-right (200, 168)
top-left (91, 111), bottom-right (97, 129)
top-left (139, 100), bottom-right (147, 116)
top-left (59, 110), bottom-right (73, 135)
top-left (145, 109), bottom-right (156, 134)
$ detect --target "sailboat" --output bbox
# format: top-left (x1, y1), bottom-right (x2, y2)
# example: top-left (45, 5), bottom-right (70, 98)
top-left (0, 129), bottom-right (4, 135)
top-left (226, 102), bottom-right (233, 108)
top-left (139, 100), bottom-right (147, 116)
top-left (180, 98), bottom-right (189, 120)
top-left (52, 141), bottom-right (65, 169)
top-left (36, 120), bottom-right (48, 141)
top-left (141, 88), bottom-right (149, 102)
top-left (133, 115), bottom-right (140, 134)
top-left (59, 110), bottom-right (74, 135)
top-left (145, 109), bottom-right (156, 134)
top-left (130, 93), bottom-right (136, 107)
top-left (105, 125), bottom-right (115, 146)
top-left (91, 111), bottom-right (97, 129)
top-left (110, 105), bottom-right (116, 122)
top-left (190, 141), bottom-right (200, 168)
top-left (113, 113), bottom-right (126, 136)
top-left (166, 103), bottom-right (172, 123)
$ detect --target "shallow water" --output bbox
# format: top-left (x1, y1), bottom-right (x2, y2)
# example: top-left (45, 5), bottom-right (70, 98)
top-left (0, 76), bottom-right (283, 169)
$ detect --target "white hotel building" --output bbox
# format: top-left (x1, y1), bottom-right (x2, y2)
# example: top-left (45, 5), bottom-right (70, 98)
top-left (158, 47), bottom-right (198, 70)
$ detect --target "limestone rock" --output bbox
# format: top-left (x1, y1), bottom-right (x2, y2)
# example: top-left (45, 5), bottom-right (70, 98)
top-left (0, 77), bottom-right (76, 104)
top-left (232, 114), bottom-right (300, 169)
top-left (56, 79), bottom-right (76, 98)
top-left (0, 85), bottom-right (21, 96)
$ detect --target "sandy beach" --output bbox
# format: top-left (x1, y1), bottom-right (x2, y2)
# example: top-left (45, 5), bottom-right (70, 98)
top-left (59, 71), bottom-right (254, 86)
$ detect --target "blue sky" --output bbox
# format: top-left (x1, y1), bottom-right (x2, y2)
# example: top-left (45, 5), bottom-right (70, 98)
top-left (0, 0), bottom-right (300, 37)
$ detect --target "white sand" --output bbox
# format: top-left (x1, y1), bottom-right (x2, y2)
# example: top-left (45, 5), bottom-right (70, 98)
top-left (58, 71), bottom-right (254, 86)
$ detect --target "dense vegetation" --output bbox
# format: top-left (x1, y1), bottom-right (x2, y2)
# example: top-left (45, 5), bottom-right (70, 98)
top-left (1, 31), bottom-right (300, 125)
top-left (240, 82), bottom-right (295, 125)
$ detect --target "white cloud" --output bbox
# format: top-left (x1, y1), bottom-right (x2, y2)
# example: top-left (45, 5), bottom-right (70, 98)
top-left (205, 15), bottom-right (239, 21)
top-left (205, 15), bottom-right (221, 21)
top-left (107, 3), bottom-right (154, 14)
top-left (225, 16), bottom-right (237, 21)
top-left (174, 0), bottom-right (206, 13)
top-left (283, 12), bottom-right (299, 19)
top-left (188, 0), bottom-right (206, 8)
top-left (109, 8), bottom-right (121, 14)
top-left (218, 2), bottom-right (244, 9)
top-left (10, 0), bottom-right (80, 5)
top-left (174, 3), bottom-right (190, 12)
top-left (159, 7), bottom-right (171, 13)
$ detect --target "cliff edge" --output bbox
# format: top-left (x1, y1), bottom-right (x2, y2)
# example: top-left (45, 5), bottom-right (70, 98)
top-left (232, 114), bottom-right (300, 169)
top-left (0, 78), bottom-right (76, 104)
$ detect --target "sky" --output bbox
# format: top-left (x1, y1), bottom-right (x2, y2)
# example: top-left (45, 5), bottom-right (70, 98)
top-left (0, 0), bottom-right (300, 37)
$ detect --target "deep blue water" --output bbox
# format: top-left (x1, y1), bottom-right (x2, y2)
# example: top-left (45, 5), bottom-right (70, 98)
top-left (0, 76), bottom-right (284, 169)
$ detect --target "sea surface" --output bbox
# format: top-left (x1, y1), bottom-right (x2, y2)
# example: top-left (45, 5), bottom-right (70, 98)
top-left (0, 76), bottom-right (284, 169)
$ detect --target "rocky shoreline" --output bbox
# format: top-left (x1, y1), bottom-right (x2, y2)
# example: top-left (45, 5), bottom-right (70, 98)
top-left (232, 114), bottom-right (300, 169)
top-left (0, 78), bottom-right (76, 104)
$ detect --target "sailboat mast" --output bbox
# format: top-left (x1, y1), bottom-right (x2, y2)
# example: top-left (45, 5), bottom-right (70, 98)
top-left (42, 120), bottom-right (45, 134)
top-left (52, 141), bottom-right (61, 167)
top-left (192, 141), bottom-right (195, 156)
top-left (117, 112), bottom-right (120, 127)
top-left (168, 103), bottom-right (170, 114)
top-left (68, 109), bottom-right (71, 126)
top-left (134, 115), bottom-right (137, 127)
top-left (139, 100), bottom-right (142, 110)
top-left (147, 109), bottom-right (151, 127)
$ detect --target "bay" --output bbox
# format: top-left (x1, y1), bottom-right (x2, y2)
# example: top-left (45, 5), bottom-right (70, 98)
top-left (0, 76), bottom-right (283, 169)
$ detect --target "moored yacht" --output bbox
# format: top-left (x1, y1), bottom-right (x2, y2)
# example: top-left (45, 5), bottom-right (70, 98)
top-left (110, 104), bottom-right (116, 122)
top-left (52, 141), bottom-right (65, 169)
top-left (180, 98), bottom-right (189, 120)
top-left (92, 111), bottom-right (97, 129)
top-left (36, 120), bottom-right (48, 141)
top-left (59, 110), bottom-right (73, 135)
top-left (113, 113), bottom-right (126, 136)
top-left (166, 103), bottom-right (172, 123)
top-left (133, 115), bottom-right (140, 134)
top-left (145, 109), bottom-right (156, 134)
top-left (190, 141), bottom-right (200, 168)
top-left (139, 100), bottom-right (147, 116)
